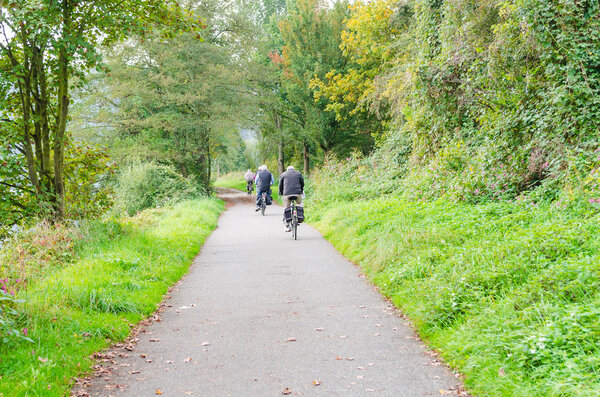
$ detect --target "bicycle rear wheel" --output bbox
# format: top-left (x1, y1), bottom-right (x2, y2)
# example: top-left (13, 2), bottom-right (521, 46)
top-left (261, 198), bottom-right (266, 216)
top-left (292, 212), bottom-right (298, 240)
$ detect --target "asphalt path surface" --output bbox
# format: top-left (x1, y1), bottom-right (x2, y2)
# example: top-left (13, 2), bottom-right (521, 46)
top-left (74, 188), bottom-right (463, 397)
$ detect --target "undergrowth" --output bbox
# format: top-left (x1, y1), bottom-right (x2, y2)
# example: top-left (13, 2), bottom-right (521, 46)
top-left (306, 158), bottom-right (600, 396)
top-left (0, 198), bottom-right (223, 396)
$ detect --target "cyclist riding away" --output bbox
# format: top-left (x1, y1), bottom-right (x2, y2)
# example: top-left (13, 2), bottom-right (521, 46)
top-left (244, 169), bottom-right (255, 195)
top-left (255, 165), bottom-right (274, 211)
top-left (279, 165), bottom-right (304, 232)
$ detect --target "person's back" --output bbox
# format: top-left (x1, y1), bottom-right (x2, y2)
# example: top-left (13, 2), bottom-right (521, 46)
top-left (279, 166), bottom-right (304, 231)
top-left (256, 170), bottom-right (273, 191)
top-left (255, 165), bottom-right (274, 211)
top-left (279, 169), bottom-right (304, 197)
top-left (244, 170), bottom-right (255, 182)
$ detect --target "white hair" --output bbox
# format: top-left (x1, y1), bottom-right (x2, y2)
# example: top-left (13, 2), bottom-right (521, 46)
top-left (287, 165), bottom-right (295, 171)
top-left (261, 164), bottom-right (268, 171)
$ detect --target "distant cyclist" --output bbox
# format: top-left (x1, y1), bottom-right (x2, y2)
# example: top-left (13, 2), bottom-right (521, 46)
top-left (255, 165), bottom-right (274, 211)
top-left (279, 165), bottom-right (304, 232)
top-left (244, 169), bottom-right (255, 195)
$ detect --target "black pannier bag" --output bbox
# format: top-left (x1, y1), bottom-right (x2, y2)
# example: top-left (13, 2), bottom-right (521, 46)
top-left (266, 194), bottom-right (273, 205)
top-left (284, 206), bottom-right (293, 223)
top-left (297, 206), bottom-right (304, 223)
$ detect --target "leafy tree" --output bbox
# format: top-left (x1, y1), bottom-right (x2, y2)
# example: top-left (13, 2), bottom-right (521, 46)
top-left (0, 0), bottom-right (194, 226)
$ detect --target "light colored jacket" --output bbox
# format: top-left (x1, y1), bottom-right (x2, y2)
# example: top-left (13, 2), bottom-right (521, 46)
top-left (244, 171), bottom-right (255, 182)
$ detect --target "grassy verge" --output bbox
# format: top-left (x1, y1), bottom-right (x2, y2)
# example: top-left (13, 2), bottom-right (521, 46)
top-left (308, 196), bottom-right (600, 396)
top-left (0, 198), bottom-right (223, 396)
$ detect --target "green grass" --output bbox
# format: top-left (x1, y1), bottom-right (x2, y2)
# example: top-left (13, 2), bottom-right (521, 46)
top-left (308, 196), bottom-right (600, 396)
top-left (0, 198), bottom-right (223, 396)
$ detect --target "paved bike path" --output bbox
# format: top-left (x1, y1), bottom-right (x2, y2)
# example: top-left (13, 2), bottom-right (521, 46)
top-left (75, 188), bottom-right (463, 396)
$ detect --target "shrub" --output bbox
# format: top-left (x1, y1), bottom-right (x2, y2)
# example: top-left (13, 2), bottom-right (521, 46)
top-left (114, 161), bottom-right (203, 216)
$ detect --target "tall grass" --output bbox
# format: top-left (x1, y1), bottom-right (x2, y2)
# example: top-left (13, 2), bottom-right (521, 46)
top-left (307, 173), bottom-right (600, 396)
top-left (0, 199), bottom-right (223, 396)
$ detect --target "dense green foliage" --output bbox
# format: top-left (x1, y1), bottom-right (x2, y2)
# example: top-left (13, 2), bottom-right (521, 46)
top-left (310, 0), bottom-right (600, 202)
top-left (0, 199), bottom-right (222, 395)
top-left (0, 0), bottom-right (196, 228)
top-left (114, 162), bottom-right (204, 216)
top-left (307, 166), bottom-right (600, 396)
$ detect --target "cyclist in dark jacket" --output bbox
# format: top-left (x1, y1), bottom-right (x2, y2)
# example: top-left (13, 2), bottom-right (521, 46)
top-left (279, 166), bottom-right (304, 231)
top-left (255, 165), bottom-right (274, 211)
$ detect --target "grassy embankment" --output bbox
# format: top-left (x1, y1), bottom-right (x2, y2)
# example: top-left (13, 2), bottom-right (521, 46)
top-left (308, 194), bottom-right (600, 396)
top-left (0, 199), bottom-right (223, 396)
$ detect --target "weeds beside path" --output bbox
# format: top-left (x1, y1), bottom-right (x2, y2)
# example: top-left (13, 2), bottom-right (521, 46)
top-left (0, 199), bottom-right (223, 396)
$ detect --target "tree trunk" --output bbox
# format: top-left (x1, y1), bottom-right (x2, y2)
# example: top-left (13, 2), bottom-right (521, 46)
top-left (278, 139), bottom-right (285, 174)
top-left (17, 25), bottom-right (42, 196)
top-left (274, 112), bottom-right (285, 174)
top-left (303, 141), bottom-right (309, 175)
top-left (53, 0), bottom-right (71, 220)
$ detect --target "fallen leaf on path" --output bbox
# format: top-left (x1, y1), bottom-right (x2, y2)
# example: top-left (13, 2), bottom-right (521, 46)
top-left (315, 327), bottom-right (324, 331)
top-left (282, 388), bottom-right (292, 395)
top-left (313, 380), bottom-right (321, 386)
top-left (129, 370), bottom-right (140, 375)
top-left (286, 337), bottom-right (297, 342)
top-left (165, 360), bottom-right (174, 364)
top-left (374, 333), bottom-right (381, 336)
top-left (155, 389), bottom-right (163, 395)
top-left (124, 344), bottom-right (135, 351)
top-left (346, 357), bottom-right (354, 361)
top-left (357, 367), bottom-right (365, 370)
top-left (358, 305), bottom-right (365, 308)
top-left (184, 357), bottom-right (192, 363)
top-left (375, 324), bottom-right (383, 327)
top-left (336, 356), bottom-right (342, 360)
top-left (149, 338), bottom-right (160, 342)
top-left (140, 354), bottom-right (147, 358)
top-left (201, 341), bottom-right (211, 346)
top-left (439, 390), bottom-right (452, 395)
top-left (368, 363), bottom-right (374, 366)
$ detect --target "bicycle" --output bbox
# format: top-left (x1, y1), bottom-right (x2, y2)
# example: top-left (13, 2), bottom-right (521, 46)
top-left (246, 181), bottom-right (254, 195)
top-left (286, 196), bottom-right (301, 240)
top-left (259, 192), bottom-right (267, 216)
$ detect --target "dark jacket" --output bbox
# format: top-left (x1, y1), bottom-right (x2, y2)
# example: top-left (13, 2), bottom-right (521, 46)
top-left (279, 169), bottom-right (304, 196)
top-left (256, 170), bottom-right (274, 191)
